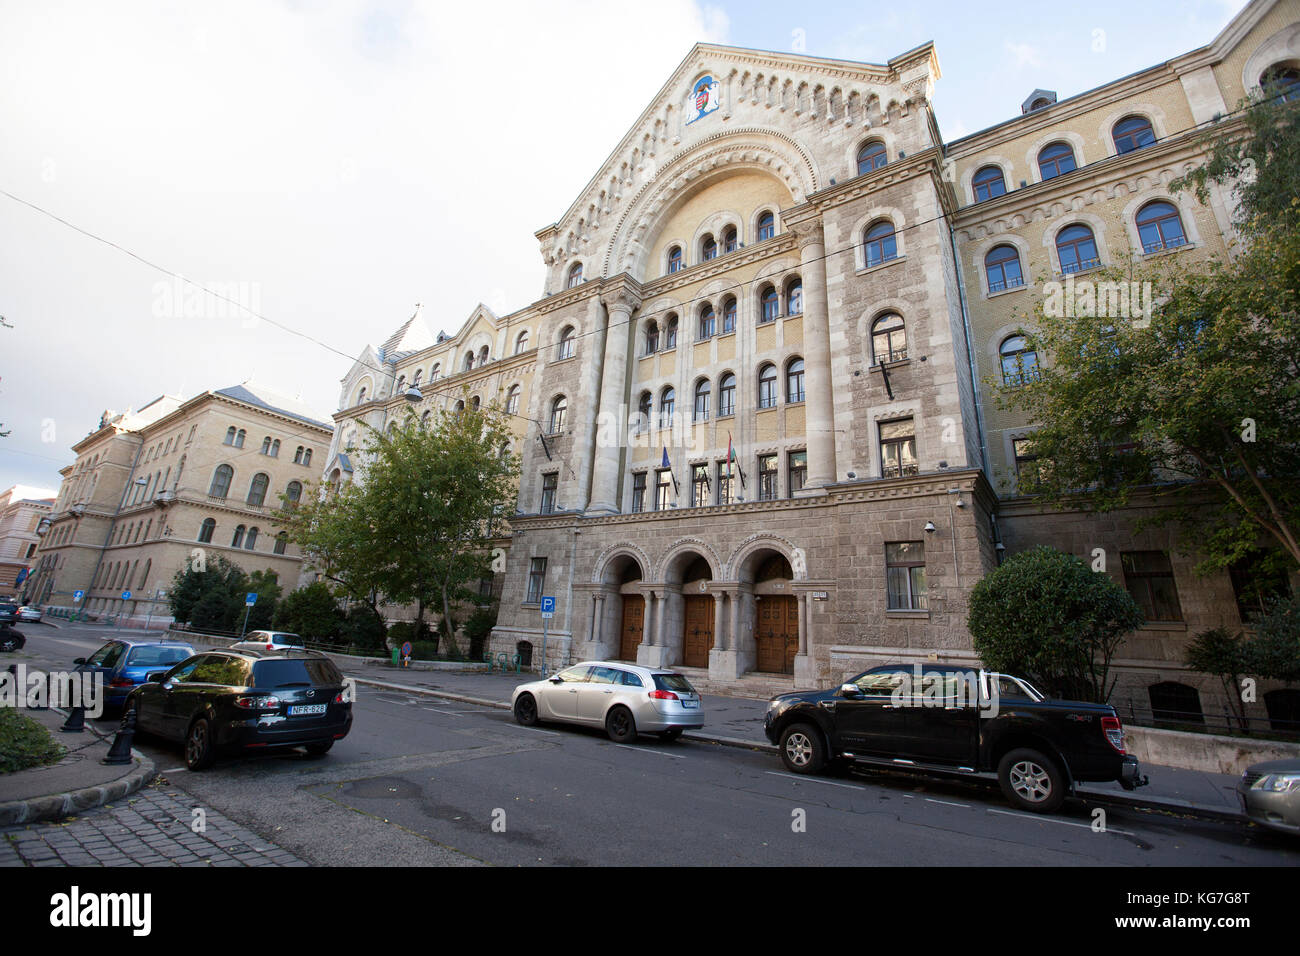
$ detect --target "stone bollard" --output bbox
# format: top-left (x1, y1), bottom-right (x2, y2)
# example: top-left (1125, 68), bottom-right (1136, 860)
top-left (60, 704), bottom-right (86, 733)
top-left (102, 706), bottom-right (137, 766)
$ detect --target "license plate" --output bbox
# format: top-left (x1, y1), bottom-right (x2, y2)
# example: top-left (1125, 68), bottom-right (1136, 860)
top-left (288, 704), bottom-right (326, 716)
top-left (682, 699), bottom-right (699, 709)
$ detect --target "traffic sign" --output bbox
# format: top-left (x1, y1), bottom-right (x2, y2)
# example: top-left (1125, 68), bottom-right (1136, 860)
top-left (73, 590), bottom-right (84, 603)
top-left (121, 590), bottom-right (132, 601)
top-left (401, 641), bottom-right (412, 657)
top-left (245, 593), bottom-right (257, 607)
top-left (540, 595), bottom-right (556, 619)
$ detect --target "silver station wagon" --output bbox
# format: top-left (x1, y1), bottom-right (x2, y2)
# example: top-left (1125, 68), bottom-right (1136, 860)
top-left (511, 661), bottom-right (705, 743)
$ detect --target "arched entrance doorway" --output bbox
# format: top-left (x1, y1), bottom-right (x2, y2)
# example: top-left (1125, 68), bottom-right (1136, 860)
top-left (752, 553), bottom-right (797, 675)
top-left (603, 555), bottom-right (645, 662)
top-left (679, 556), bottom-right (714, 668)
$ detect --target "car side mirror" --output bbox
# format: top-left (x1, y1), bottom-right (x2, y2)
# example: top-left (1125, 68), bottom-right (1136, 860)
top-left (74, 657), bottom-right (86, 665)
top-left (549, 676), bottom-right (563, 684)
top-left (146, 671), bottom-right (168, 683)
top-left (840, 683), bottom-right (863, 698)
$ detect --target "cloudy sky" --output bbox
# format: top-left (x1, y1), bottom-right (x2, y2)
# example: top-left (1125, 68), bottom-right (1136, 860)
top-left (0, 0), bottom-right (1249, 492)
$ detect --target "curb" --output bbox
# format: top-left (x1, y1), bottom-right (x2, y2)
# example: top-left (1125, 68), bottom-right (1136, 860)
top-left (347, 674), bottom-right (1247, 824)
top-left (0, 750), bottom-right (156, 826)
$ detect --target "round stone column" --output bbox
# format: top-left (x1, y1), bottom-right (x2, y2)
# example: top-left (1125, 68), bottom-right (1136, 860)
top-left (587, 288), bottom-right (642, 514)
top-left (792, 220), bottom-right (838, 489)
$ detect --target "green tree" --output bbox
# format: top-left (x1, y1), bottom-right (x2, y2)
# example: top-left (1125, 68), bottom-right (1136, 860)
top-left (274, 581), bottom-right (345, 640)
top-left (1185, 627), bottom-right (1252, 732)
top-left (169, 553), bottom-right (249, 630)
top-left (244, 569), bottom-right (282, 630)
top-left (1249, 594), bottom-right (1300, 685)
top-left (967, 546), bottom-right (1144, 702)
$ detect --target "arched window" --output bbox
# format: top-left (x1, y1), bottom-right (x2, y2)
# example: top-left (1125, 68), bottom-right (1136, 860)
top-left (208, 464), bottom-right (233, 498)
top-left (357, 386), bottom-right (367, 404)
top-left (721, 297), bottom-right (737, 334)
top-left (985, 245), bottom-right (1025, 292)
top-left (1037, 142), bottom-right (1077, 180)
top-left (463, 352), bottom-right (474, 372)
top-left (245, 527), bottom-right (258, 551)
top-left (505, 385), bottom-right (520, 416)
top-left (644, 319), bottom-right (659, 354)
top-left (549, 396), bottom-right (567, 434)
top-left (284, 480), bottom-right (303, 509)
top-left (693, 378), bottom-right (711, 422)
top-left (758, 364), bottom-right (778, 409)
top-left (973, 165), bottom-right (1007, 202)
top-left (478, 345), bottom-right (489, 365)
top-left (247, 473), bottom-right (269, 507)
top-left (567, 262), bottom-right (584, 288)
top-left (198, 518), bottom-right (215, 543)
top-left (514, 330), bottom-right (529, 354)
top-left (412, 369), bottom-right (422, 386)
top-left (1112, 115), bottom-right (1155, 154)
top-left (1000, 335), bottom-right (1040, 386)
top-left (294, 446), bottom-right (305, 464)
top-left (668, 246), bottom-right (683, 274)
top-left (270, 439), bottom-right (280, 457)
top-left (864, 221), bottom-right (898, 267)
top-left (274, 532), bottom-right (288, 555)
top-left (701, 234), bottom-right (718, 261)
top-left (453, 400), bottom-right (465, 417)
top-left (786, 358), bottom-right (805, 403)
top-left (722, 226), bottom-right (738, 254)
top-left (302, 449), bottom-right (311, 467)
top-left (856, 139), bottom-right (887, 174)
top-left (396, 375), bottom-right (406, 394)
top-left (232, 525), bottom-right (246, 549)
top-left (261, 436), bottom-right (272, 455)
top-left (1056, 224), bottom-right (1100, 273)
top-left (558, 326), bottom-right (576, 360)
top-left (637, 391), bottom-right (652, 433)
top-left (785, 279), bottom-right (803, 316)
top-left (471, 395), bottom-right (481, 410)
top-left (659, 387), bottom-right (675, 429)
top-left (718, 373), bottom-right (736, 417)
top-left (757, 211), bottom-right (775, 241)
top-left (665, 314), bottom-right (678, 349)
top-left (1262, 66), bottom-right (1300, 103)
top-left (760, 286), bottom-right (779, 324)
top-left (234, 429), bottom-right (245, 448)
top-left (698, 304), bottom-right (715, 339)
top-left (1135, 201), bottom-right (1187, 253)
top-left (421, 409), bottom-right (431, 426)
top-left (224, 426), bottom-right (236, 445)
top-left (431, 363), bottom-right (440, 381)
top-left (871, 314), bottom-right (907, 364)
top-left (1148, 682), bottom-right (1204, 726)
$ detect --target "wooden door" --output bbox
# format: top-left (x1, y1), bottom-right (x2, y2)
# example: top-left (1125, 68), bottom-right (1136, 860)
top-left (682, 595), bottom-right (713, 668)
top-left (619, 595), bottom-right (644, 661)
top-left (755, 595), bottom-right (798, 674)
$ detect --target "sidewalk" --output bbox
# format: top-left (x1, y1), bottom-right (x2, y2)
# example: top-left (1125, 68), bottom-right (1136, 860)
top-left (341, 661), bottom-right (1248, 821)
top-left (0, 705), bottom-right (154, 825)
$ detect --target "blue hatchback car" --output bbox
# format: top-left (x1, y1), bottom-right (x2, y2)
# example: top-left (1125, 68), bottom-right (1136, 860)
top-left (75, 639), bottom-right (196, 714)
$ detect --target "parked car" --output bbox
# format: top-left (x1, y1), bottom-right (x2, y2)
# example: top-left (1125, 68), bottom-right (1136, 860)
top-left (0, 602), bottom-right (18, 623)
top-left (763, 663), bottom-right (1145, 813)
top-left (1237, 759), bottom-right (1300, 834)
top-left (230, 630), bottom-right (305, 652)
top-left (125, 648), bottom-right (352, 770)
top-left (74, 639), bottom-right (196, 713)
top-left (0, 623), bottom-right (24, 652)
top-left (16, 606), bottom-right (42, 623)
top-left (512, 661), bottom-right (705, 743)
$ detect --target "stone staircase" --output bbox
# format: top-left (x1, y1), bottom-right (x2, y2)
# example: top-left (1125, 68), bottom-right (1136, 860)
top-left (672, 666), bottom-right (800, 700)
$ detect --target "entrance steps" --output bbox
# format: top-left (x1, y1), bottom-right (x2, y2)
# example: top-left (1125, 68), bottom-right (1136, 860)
top-left (672, 666), bottom-right (797, 701)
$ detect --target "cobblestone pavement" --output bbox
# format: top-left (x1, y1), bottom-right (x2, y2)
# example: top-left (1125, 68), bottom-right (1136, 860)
top-left (0, 781), bottom-right (308, 867)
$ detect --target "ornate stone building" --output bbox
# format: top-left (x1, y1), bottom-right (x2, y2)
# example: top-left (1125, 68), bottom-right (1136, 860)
top-left (27, 383), bottom-right (332, 626)
top-left (0, 486), bottom-right (56, 597)
top-left (330, 0), bottom-right (1298, 723)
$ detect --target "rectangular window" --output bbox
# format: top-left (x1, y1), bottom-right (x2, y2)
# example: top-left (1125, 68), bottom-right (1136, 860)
top-left (655, 469), bottom-right (673, 511)
top-left (716, 462), bottom-right (733, 505)
top-left (880, 419), bottom-right (917, 478)
top-left (1013, 438), bottom-right (1043, 492)
top-left (1229, 550), bottom-right (1292, 623)
top-left (1121, 551), bottom-right (1183, 622)
top-left (718, 379), bottom-right (735, 417)
top-left (758, 454), bottom-right (778, 501)
top-left (540, 473), bottom-right (558, 514)
top-left (526, 558), bottom-right (547, 604)
top-left (631, 472), bottom-right (646, 513)
top-left (886, 542), bottom-right (928, 610)
top-left (788, 451), bottom-right (807, 496)
top-left (691, 464), bottom-right (709, 508)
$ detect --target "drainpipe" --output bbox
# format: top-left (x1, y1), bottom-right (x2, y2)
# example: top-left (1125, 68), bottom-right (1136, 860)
top-left (947, 221), bottom-right (989, 479)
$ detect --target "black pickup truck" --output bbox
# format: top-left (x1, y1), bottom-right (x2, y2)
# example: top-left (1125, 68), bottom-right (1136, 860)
top-left (763, 663), bottom-right (1146, 812)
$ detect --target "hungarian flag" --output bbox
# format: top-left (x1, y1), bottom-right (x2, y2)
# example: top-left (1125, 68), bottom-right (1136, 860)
top-left (727, 433), bottom-right (745, 488)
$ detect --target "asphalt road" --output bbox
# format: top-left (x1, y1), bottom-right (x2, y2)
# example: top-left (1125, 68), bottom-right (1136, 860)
top-left (9, 623), bottom-right (1299, 867)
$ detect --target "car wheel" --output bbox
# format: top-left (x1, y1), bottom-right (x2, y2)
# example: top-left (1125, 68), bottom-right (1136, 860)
top-left (513, 693), bottom-right (539, 727)
top-left (998, 748), bottom-right (1066, 813)
top-left (0, 634), bottom-right (20, 652)
top-left (657, 727), bottom-right (684, 742)
top-left (305, 740), bottom-right (333, 757)
top-left (185, 717), bottom-right (216, 771)
top-left (605, 706), bottom-right (636, 743)
top-left (779, 723), bottom-right (826, 774)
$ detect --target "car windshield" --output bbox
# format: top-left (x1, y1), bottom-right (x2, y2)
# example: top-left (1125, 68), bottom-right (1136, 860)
top-left (252, 658), bottom-right (342, 689)
top-left (653, 673), bottom-right (696, 693)
top-left (126, 645), bottom-right (194, 667)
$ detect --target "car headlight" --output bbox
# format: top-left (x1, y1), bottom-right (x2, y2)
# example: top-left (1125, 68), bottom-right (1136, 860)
top-left (1251, 773), bottom-right (1300, 793)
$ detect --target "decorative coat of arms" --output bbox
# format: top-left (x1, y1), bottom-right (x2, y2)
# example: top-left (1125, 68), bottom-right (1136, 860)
top-left (686, 75), bottom-right (720, 124)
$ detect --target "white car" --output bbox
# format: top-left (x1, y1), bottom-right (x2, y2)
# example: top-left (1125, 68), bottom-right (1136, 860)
top-left (230, 630), bottom-right (305, 652)
top-left (511, 661), bottom-right (705, 743)
top-left (17, 606), bottom-right (42, 622)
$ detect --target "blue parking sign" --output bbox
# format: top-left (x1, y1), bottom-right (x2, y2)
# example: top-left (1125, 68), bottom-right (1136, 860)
top-left (540, 595), bottom-right (556, 619)
top-left (246, 593), bottom-right (257, 607)
top-left (121, 590), bottom-right (132, 601)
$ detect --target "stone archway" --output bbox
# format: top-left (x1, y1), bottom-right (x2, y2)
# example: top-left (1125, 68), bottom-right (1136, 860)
top-left (661, 549), bottom-right (717, 669)
top-left (587, 551), bottom-right (648, 662)
top-left (735, 547), bottom-right (800, 677)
